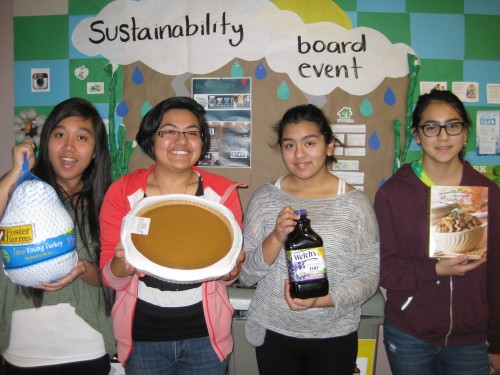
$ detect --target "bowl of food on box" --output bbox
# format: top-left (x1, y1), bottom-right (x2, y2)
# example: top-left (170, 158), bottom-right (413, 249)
top-left (432, 209), bottom-right (486, 255)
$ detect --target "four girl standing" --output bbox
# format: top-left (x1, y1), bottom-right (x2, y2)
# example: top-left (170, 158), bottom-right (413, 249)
top-left (1, 92), bottom-right (498, 374)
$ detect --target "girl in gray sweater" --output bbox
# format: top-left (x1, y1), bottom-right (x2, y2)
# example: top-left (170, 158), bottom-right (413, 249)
top-left (240, 104), bottom-right (380, 375)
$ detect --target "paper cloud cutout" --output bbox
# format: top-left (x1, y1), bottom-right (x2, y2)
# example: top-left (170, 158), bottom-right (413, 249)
top-left (266, 23), bottom-right (415, 96)
top-left (72, 0), bottom-right (415, 96)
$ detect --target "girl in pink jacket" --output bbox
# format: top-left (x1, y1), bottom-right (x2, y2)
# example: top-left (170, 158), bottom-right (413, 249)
top-left (100, 97), bottom-right (245, 375)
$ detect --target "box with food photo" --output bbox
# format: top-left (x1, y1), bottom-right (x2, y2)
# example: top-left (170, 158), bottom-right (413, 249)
top-left (429, 186), bottom-right (488, 259)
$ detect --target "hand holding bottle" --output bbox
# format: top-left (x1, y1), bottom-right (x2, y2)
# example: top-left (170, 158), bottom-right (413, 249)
top-left (283, 279), bottom-right (333, 310)
top-left (271, 206), bottom-right (300, 244)
top-left (261, 206), bottom-right (299, 265)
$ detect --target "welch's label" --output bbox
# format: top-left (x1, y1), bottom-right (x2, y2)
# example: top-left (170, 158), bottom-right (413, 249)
top-left (286, 246), bottom-right (327, 282)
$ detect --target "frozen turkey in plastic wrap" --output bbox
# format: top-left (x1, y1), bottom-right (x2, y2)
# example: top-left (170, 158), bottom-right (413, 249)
top-left (0, 177), bottom-right (77, 287)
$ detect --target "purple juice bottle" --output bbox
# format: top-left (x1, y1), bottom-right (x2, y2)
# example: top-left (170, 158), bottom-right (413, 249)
top-left (285, 209), bottom-right (328, 299)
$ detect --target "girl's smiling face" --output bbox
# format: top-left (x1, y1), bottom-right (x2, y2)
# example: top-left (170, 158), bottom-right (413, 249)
top-left (153, 109), bottom-right (203, 172)
top-left (48, 116), bottom-right (96, 192)
top-left (280, 120), bottom-right (334, 181)
top-left (415, 101), bottom-right (467, 167)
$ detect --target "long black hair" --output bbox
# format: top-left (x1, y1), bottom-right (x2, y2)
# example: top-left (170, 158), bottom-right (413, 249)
top-left (27, 98), bottom-right (113, 312)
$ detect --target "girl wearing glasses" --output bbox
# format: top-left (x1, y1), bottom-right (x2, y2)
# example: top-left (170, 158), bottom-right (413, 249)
top-left (99, 96), bottom-right (245, 375)
top-left (374, 90), bottom-right (500, 375)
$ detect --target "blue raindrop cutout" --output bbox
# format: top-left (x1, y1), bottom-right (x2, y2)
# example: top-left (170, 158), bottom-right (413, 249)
top-left (141, 101), bottom-right (152, 117)
top-left (369, 131), bottom-right (381, 150)
top-left (231, 60), bottom-right (244, 77)
top-left (277, 81), bottom-right (290, 100)
top-left (116, 99), bottom-right (129, 117)
top-left (360, 97), bottom-right (373, 117)
top-left (132, 66), bottom-right (144, 85)
top-left (255, 62), bottom-right (267, 80)
top-left (384, 87), bottom-right (396, 106)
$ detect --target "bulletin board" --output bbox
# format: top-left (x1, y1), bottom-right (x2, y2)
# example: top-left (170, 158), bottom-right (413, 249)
top-left (69, 0), bottom-right (416, 207)
top-left (12, 0), bottom-right (500, 208)
top-left (120, 60), bottom-right (411, 207)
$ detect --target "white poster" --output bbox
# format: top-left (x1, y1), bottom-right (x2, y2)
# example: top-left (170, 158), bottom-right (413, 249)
top-left (487, 83), bottom-right (500, 104)
top-left (476, 111), bottom-right (500, 156)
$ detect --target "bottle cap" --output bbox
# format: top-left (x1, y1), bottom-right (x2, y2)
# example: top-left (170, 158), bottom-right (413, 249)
top-left (294, 209), bottom-right (307, 216)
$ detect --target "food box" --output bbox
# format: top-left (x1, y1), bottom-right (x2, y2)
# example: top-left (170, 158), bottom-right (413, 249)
top-left (429, 186), bottom-right (488, 259)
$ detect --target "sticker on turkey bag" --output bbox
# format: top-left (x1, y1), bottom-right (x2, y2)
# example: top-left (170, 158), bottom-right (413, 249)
top-left (1, 230), bottom-right (75, 269)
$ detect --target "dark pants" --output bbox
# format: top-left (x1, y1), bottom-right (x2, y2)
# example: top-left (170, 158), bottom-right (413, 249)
top-left (256, 329), bottom-right (358, 375)
top-left (2, 354), bottom-right (110, 375)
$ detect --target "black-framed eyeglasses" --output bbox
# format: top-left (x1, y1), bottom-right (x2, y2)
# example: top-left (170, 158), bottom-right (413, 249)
top-left (418, 122), bottom-right (465, 137)
top-left (156, 130), bottom-right (201, 139)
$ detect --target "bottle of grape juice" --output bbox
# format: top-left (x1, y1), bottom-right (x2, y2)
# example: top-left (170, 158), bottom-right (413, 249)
top-left (285, 209), bottom-right (329, 299)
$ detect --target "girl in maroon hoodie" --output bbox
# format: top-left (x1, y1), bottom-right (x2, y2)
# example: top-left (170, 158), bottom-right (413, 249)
top-left (374, 90), bottom-right (500, 375)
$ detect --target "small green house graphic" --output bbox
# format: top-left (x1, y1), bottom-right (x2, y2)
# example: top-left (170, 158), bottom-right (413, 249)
top-left (337, 107), bottom-right (353, 122)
